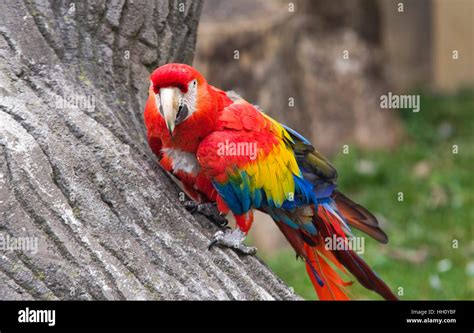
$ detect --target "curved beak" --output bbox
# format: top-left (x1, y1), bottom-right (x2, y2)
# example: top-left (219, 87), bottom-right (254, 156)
top-left (159, 87), bottom-right (180, 136)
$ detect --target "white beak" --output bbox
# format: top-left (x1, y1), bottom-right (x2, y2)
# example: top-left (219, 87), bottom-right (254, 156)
top-left (159, 87), bottom-right (180, 136)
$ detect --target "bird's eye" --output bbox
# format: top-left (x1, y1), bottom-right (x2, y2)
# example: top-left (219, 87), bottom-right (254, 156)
top-left (192, 80), bottom-right (197, 88)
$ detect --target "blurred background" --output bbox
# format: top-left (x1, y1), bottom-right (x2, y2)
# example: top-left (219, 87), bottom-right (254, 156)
top-left (194, 0), bottom-right (473, 300)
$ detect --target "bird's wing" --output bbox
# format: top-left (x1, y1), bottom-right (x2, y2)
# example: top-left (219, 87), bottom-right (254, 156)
top-left (281, 123), bottom-right (338, 186)
top-left (197, 99), bottom-right (309, 215)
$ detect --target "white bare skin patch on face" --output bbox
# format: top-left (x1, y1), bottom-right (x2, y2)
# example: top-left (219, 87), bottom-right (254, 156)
top-left (182, 80), bottom-right (198, 114)
top-left (162, 147), bottom-right (200, 176)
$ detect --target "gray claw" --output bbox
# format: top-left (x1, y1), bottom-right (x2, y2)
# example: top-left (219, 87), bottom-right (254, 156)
top-left (208, 229), bottom-right (257, 255)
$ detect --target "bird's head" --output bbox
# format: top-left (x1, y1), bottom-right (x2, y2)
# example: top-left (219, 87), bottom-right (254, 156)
top-left (149, 63), bottom-right (211, 137)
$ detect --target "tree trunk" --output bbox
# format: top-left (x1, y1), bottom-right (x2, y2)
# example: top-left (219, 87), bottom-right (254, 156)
top-left (0, 0), bottom-right (297, 300)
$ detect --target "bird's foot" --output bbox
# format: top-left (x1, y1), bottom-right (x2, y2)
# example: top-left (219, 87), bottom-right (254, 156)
top-left (208, 229), bottom-right (257, 255)
top-left (183, 201), bottom-right (228, 228)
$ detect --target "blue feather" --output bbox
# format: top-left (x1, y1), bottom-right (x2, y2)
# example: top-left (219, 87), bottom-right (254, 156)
top-left (281, 123), bottom-right (311, 145)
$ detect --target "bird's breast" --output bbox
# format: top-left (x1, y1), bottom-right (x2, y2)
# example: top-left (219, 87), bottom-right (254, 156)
top-left (161, 147), bottom-right (200, 176)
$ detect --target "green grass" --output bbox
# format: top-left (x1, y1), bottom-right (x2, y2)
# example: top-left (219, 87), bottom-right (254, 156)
top-left (265, 89), bottom-right (474, 300)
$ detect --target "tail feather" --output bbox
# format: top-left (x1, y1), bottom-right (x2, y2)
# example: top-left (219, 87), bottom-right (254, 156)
top-left (275, 220), bottom-right (352, 300)
top-left (334, 247), bottom-right (398, 300)
top-left (304, 243), bottom-right (352, 300)
top-left (332, 190), bottom-right (388, 243)
top-left (315, 205), bottom-right (398, 300)
top-left (271, 199), bottom-right (397, 300)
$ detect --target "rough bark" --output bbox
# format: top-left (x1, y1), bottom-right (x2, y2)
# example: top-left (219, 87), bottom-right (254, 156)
top-left (0, 0), bottom-right (297, 300)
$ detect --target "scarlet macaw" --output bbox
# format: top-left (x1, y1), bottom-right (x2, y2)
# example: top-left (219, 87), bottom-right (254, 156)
top-left (144, 63), bottom-right (397, 300)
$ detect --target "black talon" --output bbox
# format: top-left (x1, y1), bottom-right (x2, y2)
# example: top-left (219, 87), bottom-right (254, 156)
top-left (183, 200), bottom-right (198, 213)
top-left (211, 213), bottom-right (229, 228)
top-left (208, 238), bottom-right (218, 250)
top-left (183, 200), bottom-right (229, 229)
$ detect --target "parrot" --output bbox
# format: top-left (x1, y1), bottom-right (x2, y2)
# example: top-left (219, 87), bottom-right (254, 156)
top-left (144, 63), bottom-right (397, 300)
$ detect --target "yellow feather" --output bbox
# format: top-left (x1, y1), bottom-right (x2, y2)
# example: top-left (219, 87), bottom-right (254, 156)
top-left (236, 117), bottom-right (301, 207)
